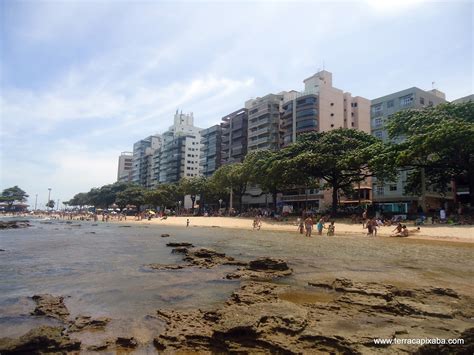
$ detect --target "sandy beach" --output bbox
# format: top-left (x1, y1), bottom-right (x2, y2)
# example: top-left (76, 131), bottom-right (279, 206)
top-left (120, 216), bottom-right (474, 244)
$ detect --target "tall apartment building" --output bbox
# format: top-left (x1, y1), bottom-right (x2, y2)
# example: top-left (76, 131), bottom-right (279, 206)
top-left (246, 94), bottom-right (283, 152)
top-left (117, 152), bottom-right (133, 182)
top-left (155, 110), bottom-right (202, 184)
top-left (371, 87), bottom-right (448, 214)
top-left (278, 71), bottom-right (371, 211)
top-left (200, 125), bottom-right (222, 177)
top-left (281, 70), bottom-right (370, 147)
top-left (131, 135), bottom-right (161, 187)
top-left (221, 108), bottom-right (248, 164)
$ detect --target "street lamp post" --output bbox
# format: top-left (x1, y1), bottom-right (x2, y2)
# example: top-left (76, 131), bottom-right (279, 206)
top-left (178, 200), bottom-right (182, 215)
top-left (47, 188), bottom-right (52, 212)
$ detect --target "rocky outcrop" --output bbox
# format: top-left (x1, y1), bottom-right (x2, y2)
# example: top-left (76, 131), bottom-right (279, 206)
top-left (116, 336), bottom-right (138, 348)
top-left (147, 263), bottom-right (189, 270)
top-left (0, 326), bottom-right (80, 354)
top-left (68, 315), bottom-right (111, 332)
top-left (31, 294), bottom-right (70, 321)
top-left (0, 220), bottom-right (31, 229)
top-left (166, 242), bottom-right (194, 247)
top-left (226, 257), bottom-right (292, 280)
top-left (154, 279), bottom-right (474, 354)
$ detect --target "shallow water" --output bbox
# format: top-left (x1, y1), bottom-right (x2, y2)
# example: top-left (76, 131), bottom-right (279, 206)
top-left (1, 217), bottom-right (473, 344)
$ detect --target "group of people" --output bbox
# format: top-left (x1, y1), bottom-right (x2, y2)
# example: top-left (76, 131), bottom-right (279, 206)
top-left (298, 217), bottom-right (335, 237)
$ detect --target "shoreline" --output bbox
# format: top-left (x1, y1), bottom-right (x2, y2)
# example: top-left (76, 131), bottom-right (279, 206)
top-left (111, 216), bottom-right (474, 245)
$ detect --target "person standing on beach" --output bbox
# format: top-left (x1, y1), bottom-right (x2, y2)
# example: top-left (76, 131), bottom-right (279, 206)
top-left (316, 218), bottom-right (325, 235)
top-left (304, 216), bottom-right (314, 237)
top-left (297, 218), bottom-right (304, 234)
top-left (362, 209), bottom-right (368, 228)
top-left (186, 218), bottom-right (190, 227)
top-left (327, 221), bottom-right (335, 236)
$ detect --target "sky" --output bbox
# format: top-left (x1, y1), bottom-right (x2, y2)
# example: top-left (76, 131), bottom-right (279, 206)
top-left (0, 0), bottom-right (473, 208)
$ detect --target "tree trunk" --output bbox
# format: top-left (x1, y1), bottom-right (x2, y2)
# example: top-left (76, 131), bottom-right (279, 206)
top-left (331, 186), bottom-right (338, 217)
top-left (468, 165), bottom-right (474, 207)
top-left (272, 191), bottom-right (277, 212)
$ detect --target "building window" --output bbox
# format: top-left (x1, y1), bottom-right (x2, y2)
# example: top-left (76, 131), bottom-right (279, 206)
top-left (351, 122), bottom-right (354, 127)
top-left (420, 97), bottom-right (425, 105)
top-left (399, 94), bottom-right (414, 107)
top-left (429, 101), bottom-right (433, 106)
top-left (330, 124), bottom-right (334, 128)
top-left (389, 185), bottom-right (397, 191)
top-left (330, 113), bottom-right (334, 117)
top-left (377, 186), bottom-right (384, 195)
top-left (330, 102), bottom-right (334, 106)
top-left (371, 103), bottom-right (383, 116)
top-left (387, 100), bottom-right (394, 108)
top-left (375, 117), bottom-right (383, 127)
top-left (354, 102), bottom-right (358, 107)
top-left (374, 131), bottom-right (383, 139)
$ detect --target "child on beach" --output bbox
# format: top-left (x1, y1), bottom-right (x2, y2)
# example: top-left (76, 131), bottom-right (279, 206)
top-left (316, 218), bottom-right (325, 235)
top-left (297, 218), bottom-right (304, 234)
top-left (327, 221), bottom-right (335, 236)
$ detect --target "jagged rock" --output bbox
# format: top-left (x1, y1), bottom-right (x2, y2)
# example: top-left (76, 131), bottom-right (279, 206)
top-left (248, 258), bottom-right (290, 271)
top-left (147, 263), bottom-right (188, 270)
top-left (116, 336), bottom-right (138, 348)
top-left (0, 326), bottom-right (80, 354)
top-left (414, 327), bottom-right (474, 355)
top-left (166, 242), bottom-right (194, 247)
top-left (31, 294), bottom-right (70, 321)
top-left (171, 247), bottom-right (189, 254)
top-left (226, 258), bottom-right (292, 280)
top-left (161, 233), bottom-right (170, 238)
top-left (87, 340), bottom-right (113, 351)
top-left (68, 315), bottom-right (111, 332)
top-left (0, 220), bottom-right (31, 229)
top-left (183, 248), bottom-right (240, 268)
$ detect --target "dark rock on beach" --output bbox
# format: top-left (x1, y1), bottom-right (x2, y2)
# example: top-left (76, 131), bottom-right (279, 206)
top-left (68, 315), bottom-right (111, 332)
top-left (0, 220), bottom-right (31, 229)
top-left (147, 263), bottom-right (189, 271)
top-left (226, 257), bottom-right (292, 280)
top-left (161, 233), bottom-right (170, 237)
top-left (116, 336), bottom-right (138, 348)
top-left (0, 326), bottom-right (80, 354)
top-left (166, 242), bottom-right (194, 247)
top-left (31, 294), bottom-right (70, 321)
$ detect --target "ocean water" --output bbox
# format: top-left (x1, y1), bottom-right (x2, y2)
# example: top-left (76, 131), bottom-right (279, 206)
top-left (1, 217), bottom-right (472, 345)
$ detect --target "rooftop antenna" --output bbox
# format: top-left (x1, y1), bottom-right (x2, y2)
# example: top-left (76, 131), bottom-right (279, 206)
top-left (432, 81), bottom-right (436, 90)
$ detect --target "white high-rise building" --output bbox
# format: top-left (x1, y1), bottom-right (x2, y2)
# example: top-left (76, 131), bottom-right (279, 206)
top-left (154, 110), bottom-right (202, 184)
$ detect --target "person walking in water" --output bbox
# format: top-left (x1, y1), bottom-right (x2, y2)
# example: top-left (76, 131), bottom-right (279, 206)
top-left (304, 216), bottom-right (314, 237)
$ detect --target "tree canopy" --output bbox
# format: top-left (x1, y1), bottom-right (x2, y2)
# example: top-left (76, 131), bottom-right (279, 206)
top-left (280, 128), bottom-right (395, 215)
top-left (0, 186), bottom-right (29, 210)
top-left (387, 101), bottom-right (474, 204)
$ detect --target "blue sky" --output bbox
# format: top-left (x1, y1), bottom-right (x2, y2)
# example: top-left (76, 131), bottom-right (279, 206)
top-left (0, 0), bottom-right (472, 207)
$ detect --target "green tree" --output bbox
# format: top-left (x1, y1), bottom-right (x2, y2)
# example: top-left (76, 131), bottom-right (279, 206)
top-left (212, 163), bottom-right (252, 213)
top-left (179, 176), bottom-right (211, 214)
top-left (46, 200), bottom-right (55, 209)
top-left (144, 183), bottom-right (181, 211)
top-left (65, 192), bottom-right (90, 208)
top-left (282, 128), bottom-right (395, 216)
top-left (387, 101), bottom-right (474, 205)
top-left (115, 185), bottom-right (146, 211)
top-left (0, 186), bottom-right (29, 211)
